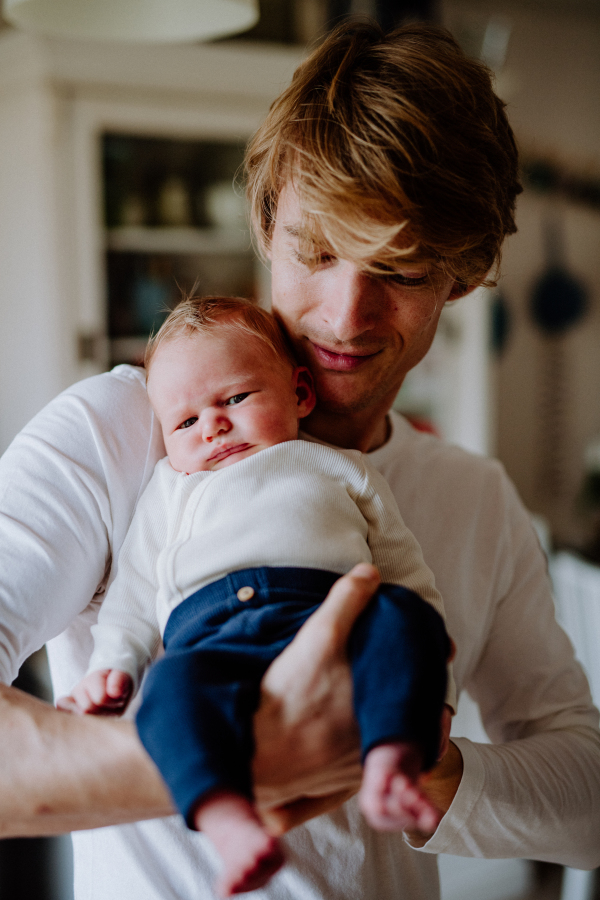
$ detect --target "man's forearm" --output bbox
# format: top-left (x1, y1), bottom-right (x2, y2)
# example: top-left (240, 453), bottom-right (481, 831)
top-left (0, 565), bottom-right (386, 839)
top-left (0, 683), bottom-right (173, 837)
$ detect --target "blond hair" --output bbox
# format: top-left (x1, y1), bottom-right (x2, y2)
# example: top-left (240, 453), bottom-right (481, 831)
top-left (144, 296), bottom-right (297, 373)
top-left (245, 20), bottom-right (521, 287)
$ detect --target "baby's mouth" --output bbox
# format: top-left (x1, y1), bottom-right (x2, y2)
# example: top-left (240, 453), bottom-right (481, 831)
top-left (208, 443), bottom-right (251, 463)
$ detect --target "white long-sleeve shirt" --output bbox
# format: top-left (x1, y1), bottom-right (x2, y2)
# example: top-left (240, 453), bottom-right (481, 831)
top-left (88, 443), bottom-right (448, 693)
top-left (0, 365), bottom-right (599, 900)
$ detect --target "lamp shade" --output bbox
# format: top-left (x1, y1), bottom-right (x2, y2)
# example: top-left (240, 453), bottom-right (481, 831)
top-left (2, 0), bottom-right (259, 42)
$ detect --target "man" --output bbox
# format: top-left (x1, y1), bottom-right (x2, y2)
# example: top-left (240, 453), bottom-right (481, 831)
top-left (0, 20), bottom-right (598, 900)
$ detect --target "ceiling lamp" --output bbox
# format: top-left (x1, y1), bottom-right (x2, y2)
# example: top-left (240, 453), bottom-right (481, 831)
top-left (2, 0), bottom-right (259, 42)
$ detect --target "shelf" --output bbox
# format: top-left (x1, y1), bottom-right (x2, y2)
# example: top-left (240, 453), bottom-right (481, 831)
top-left (106, 227), bottom-right (254, 256)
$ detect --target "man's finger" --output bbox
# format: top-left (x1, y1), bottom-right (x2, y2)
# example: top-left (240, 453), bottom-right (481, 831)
top-left (296, 564), bottom-right (380, 653)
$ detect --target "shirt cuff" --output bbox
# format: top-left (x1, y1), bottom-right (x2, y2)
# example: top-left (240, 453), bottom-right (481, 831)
top-left (404, 737), bottom-right (486, 855)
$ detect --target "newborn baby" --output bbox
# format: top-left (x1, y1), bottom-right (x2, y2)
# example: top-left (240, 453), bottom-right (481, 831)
top-left (60, 296), bottom-right (453, 896)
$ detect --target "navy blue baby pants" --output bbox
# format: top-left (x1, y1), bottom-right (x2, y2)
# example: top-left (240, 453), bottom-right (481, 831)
top-left (136, 566), bottom-right (449, 827)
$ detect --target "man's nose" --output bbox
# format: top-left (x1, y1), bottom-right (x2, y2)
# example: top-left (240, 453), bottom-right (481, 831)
top-left (323, 264), bottom-right (379, 342)
top-left (202, 410), bottom-right (231, 442)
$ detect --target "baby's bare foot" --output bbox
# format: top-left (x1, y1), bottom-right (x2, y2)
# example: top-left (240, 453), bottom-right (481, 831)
top-left (359, 742), bottom-right (441, 834)
top-left (195, 790), bottom-right (285, 897)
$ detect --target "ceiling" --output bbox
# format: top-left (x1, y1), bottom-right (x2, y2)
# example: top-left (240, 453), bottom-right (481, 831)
top-left (452, 0), bottom-right (600, 19)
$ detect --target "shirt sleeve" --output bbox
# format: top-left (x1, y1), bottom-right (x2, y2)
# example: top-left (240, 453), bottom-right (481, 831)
top-left (353, 455), bottom-right (456, 712)
top-left (411, 472), bottom-right (600, 869)
top-left (87, 463), bottom-right (169, 689)
top-left (0, 366), bottom-right (163, 686)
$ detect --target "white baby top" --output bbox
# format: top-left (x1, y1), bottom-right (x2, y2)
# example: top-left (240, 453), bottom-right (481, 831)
top-left (87, 441), bottom-right (450, 697)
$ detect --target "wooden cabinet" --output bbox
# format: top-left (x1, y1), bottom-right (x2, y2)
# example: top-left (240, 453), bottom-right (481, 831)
top-left (0, 30), bottom-right (302, 452)
top-left (102, 133), bottom-right (258, 367)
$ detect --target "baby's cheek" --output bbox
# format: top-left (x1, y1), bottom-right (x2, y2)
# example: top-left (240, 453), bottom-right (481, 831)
top-left (165, 437), bottom-right (190, 473)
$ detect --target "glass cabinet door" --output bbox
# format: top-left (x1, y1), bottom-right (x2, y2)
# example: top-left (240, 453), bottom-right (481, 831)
top-left (103, 133), bottom-right (259, 367)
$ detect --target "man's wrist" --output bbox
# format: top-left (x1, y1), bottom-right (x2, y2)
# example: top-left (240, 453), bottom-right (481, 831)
top-left (404, 740), bottom-right (464, 846)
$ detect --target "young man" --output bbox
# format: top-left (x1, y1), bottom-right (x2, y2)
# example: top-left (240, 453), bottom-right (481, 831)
top-left (0, 20), bottom-right (599, 900)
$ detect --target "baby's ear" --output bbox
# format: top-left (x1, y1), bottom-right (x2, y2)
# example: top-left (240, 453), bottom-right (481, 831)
top-left (293, 367), bottom-right (316, 419)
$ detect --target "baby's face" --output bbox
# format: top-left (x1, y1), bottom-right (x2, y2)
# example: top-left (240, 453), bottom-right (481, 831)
top-left (147, 326), bottom-right (314, 474)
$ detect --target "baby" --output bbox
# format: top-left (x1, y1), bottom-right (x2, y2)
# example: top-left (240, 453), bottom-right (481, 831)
top-left (60, 296), bottom-right (454, 897)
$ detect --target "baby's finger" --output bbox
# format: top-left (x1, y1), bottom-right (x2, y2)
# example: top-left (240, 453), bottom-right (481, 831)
top-left (106, 670), bottom-right (133, 702)
top-left (56, 694), bottom-right (84, 715)
top-left (85, 671), bottom-right (113, 706)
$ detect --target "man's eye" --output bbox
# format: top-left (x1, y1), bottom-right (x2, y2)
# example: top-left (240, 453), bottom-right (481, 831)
top-left (179, 417), bottom-right (198, 429)
top-left (375, 267), bottom-right (428, 286)
top-left (224, 393), bottom-right (250, 407)
top-left (390, 273), bottom-right (428, 286)
top-left (294, 250), bottom-right (335, 268)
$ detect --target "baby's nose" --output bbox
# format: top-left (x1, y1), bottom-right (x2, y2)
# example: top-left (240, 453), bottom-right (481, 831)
top-left (202, 412), bottom-right (231, 442)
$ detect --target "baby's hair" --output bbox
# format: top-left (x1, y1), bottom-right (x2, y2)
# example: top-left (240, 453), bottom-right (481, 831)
top-left (144, 295), bottom-right (297, 375)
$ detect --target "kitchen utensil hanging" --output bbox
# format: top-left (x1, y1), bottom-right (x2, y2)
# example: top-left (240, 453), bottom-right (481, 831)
top-left (529, 208), bottom-right (588, 503)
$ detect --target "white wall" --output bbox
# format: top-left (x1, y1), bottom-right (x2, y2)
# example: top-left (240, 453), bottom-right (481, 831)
top-left (0, 82), bottom-right (71, 452)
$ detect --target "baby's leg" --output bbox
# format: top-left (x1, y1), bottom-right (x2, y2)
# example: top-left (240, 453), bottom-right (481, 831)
top-left (194, 790), bottom-right (285, 897)
top-left (359, 741), bottom-right (441, 833)
top-left (349, 586), bottom-right (452, 832)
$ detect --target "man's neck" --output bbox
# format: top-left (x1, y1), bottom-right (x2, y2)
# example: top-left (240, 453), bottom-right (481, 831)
top-left (301, 406), bottom-right (391, 453)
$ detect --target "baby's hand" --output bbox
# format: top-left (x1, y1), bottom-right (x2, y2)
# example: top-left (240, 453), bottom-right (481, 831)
top-left (56, 669), bottom-right (133, 716)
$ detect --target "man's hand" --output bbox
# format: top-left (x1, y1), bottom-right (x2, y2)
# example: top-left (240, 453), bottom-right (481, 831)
top-left (253, 563), bottom-right (379, 833)
top-left (253, 564), bottom-right (463, 836)
top-left (403, 739), bottom-right (464, 846)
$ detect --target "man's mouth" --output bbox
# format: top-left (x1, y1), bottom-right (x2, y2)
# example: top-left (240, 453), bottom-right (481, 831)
top-left (310, 342), bottom-right (382, 371)
top-left (208, 443), bottom-right (251, 463)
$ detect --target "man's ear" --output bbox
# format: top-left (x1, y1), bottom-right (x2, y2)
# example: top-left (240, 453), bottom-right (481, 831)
top-left (293, 367), bottom-right (316, 419)
top-left (446, 281), bottom-right (482, 303)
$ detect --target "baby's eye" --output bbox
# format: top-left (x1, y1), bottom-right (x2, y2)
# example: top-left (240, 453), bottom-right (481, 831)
top-left (224, 393), bottom-right (250, 407)
top-left (178, 417), bottom-right (198, 429)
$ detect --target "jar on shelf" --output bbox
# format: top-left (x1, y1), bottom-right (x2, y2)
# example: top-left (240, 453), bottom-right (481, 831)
top-left (120, 193), bottom-right (147, 227)
top-left (202, 180), bottom-right (246, 230)
top-left (157, 175), bottom-right (193, 227)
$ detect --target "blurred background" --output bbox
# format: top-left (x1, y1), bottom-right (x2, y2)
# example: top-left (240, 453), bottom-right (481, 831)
top-left (0, 0), bottom-right (598, 898)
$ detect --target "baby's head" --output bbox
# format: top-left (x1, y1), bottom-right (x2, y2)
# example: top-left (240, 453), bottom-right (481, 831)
top-left (145, 296), bottom-right (316, 474)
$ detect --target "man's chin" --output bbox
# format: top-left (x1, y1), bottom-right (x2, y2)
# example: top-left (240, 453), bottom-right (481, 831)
top-left (312, 388), bottom-right (390, 418)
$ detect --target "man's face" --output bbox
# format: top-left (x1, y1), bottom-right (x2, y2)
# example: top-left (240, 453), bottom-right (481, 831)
top-left (269, 185), bottom-right (462, 419)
